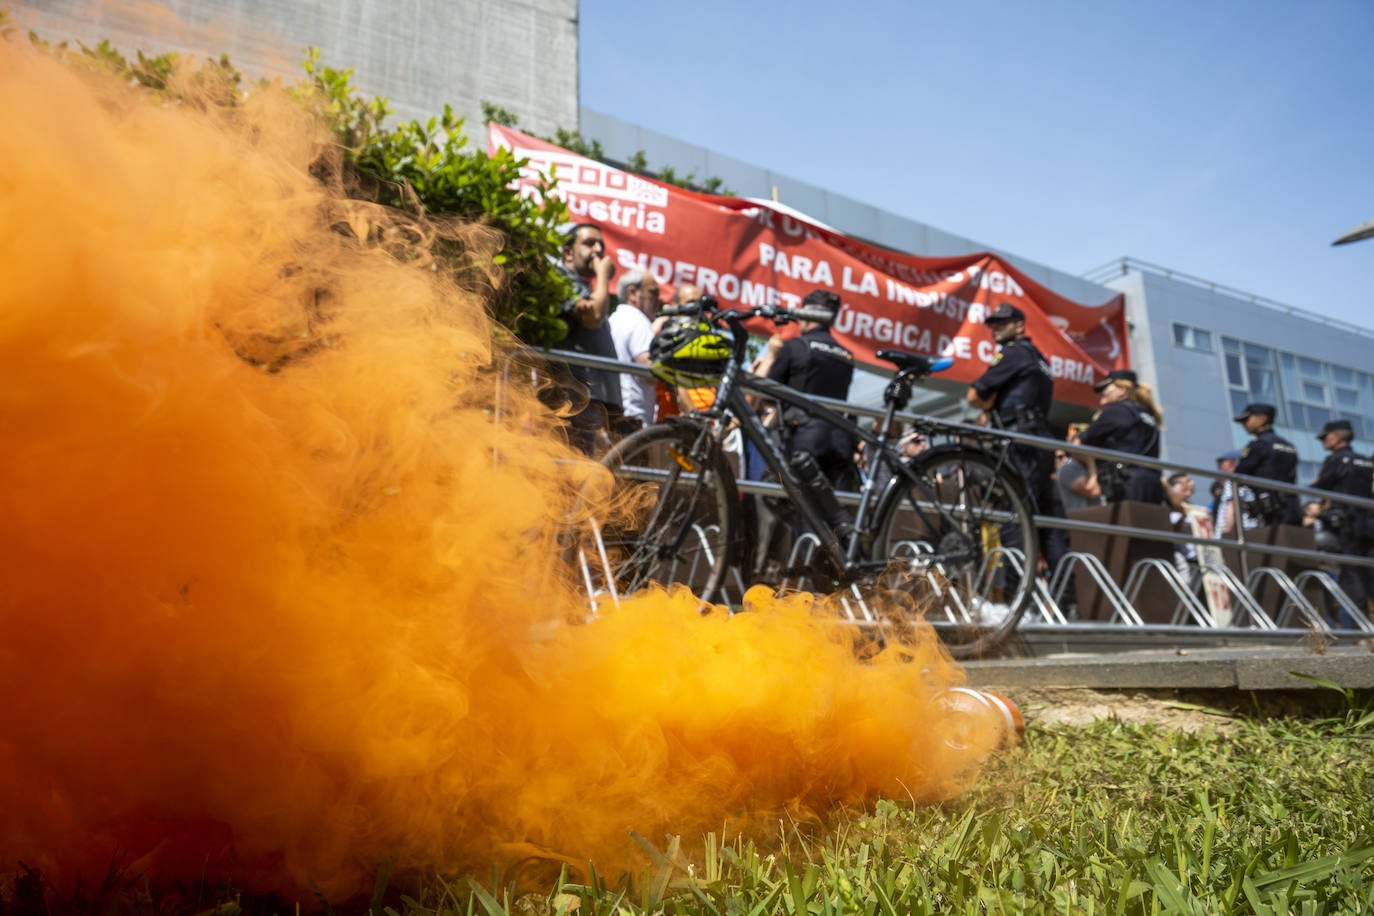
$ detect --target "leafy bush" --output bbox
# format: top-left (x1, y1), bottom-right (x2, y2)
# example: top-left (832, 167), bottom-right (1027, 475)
top-left (305, 52), bottom-right (573, 347)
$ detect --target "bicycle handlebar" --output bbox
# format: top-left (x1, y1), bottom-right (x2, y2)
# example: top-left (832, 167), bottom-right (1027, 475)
top-left (658, 295), bottom-right (832, 328)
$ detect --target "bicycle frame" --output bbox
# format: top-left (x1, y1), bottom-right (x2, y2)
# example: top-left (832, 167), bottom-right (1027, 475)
top-left (688, 307), bottom-right (1018, 582)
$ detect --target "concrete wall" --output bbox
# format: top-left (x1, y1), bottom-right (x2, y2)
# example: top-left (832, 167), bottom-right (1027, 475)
top-left (16, 0), bottom-right (579, 137)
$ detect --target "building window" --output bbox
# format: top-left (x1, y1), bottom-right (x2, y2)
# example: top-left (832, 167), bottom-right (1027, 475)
top-left (1171, 322), bottom-right (1213, 351)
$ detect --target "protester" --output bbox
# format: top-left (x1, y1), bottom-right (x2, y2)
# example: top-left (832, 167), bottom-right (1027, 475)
top-left (1230, 403), bottom-right (1299, 528)
top-left (1055, 425), bottom-right (1101, 512)
top-left (1309, 418), bottom-right (1374, 624)
top-left (651, 283), bottom-right (717, 419)
top-left (1077, 369), bottom-right (1165, 505)
top-left (1211, 450), bottom-right (1241, 533)
top-left (551, 222), bottom-right (622, 454)
top-left (1301, 500), bottom-right (1323, 528)
top-left (965, 302), bottom-right (1064, 572)
top-left (1166, 471), bottom-right (1201, 587)
top-left (607, 269), bottom-right (660, 432)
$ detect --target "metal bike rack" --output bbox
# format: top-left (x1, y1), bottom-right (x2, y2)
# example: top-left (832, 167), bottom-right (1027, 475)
top-left (543, 348), bottom-right (1374, 652)
top-left (1245, 567), bottom-right (1330, 633)
top-left (1046, 552), bottom-right (1143, 626)
top-left (780, 532), bottom-right (823, 595)
top-left (1122, 558), bottom-right (1214, 627)
top-left (1196, 561), bottom-right (1276, 630)
top-left (1292, 570), bottom-right (1374, 633)
top-left (576, 516), bottom-right (619, 617)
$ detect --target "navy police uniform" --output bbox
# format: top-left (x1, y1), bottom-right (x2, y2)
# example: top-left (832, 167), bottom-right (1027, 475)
top-left (1078, 395), bottom-right (1164, 504)
top-left (1311, 420), bottom-right (1374, 621)
top-left (969, 306), bottom-right (1063, 570)
top-left (769, 324), bottom-right (855, 485)
top-left (1235, 426), bottom-right (1299, 526)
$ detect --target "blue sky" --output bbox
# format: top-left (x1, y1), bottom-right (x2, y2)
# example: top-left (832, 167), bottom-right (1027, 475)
top-left (580, 1), bottom-right (1374, 328)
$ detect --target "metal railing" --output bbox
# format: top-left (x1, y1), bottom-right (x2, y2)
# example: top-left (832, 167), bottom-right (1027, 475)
top-left (538, 347), bottom-right (1374, 640)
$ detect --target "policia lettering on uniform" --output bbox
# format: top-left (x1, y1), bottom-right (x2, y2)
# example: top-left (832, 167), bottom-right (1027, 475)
top-left (1232, 402), bottom-right (1300, 526)
top-left (764, 289), bottom-right (856, 489)
top-left (966, 303), bottom-right (1064, 571)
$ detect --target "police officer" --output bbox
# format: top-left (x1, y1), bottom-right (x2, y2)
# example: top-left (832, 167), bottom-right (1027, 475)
top-left (761, 289), bottom-right (856, 487)
top-left (1310, 419), bottom-right (1374, 624)
top-left (1232, 403), bottom-right (1299, 526)
top-left (966, 302), bottom-right (1063, 570)
top-left (1078, 369), bottom-right (1165, 504)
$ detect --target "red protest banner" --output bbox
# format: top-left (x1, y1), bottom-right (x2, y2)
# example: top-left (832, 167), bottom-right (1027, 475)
top-left (490, 124), bottom-right (1128, 407)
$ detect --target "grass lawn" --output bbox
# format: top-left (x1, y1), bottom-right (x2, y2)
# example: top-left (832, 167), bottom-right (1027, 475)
top-left (476, 689), bottom-right (1374, 915)
top-left (6, 689), bottom-right (1372, 915)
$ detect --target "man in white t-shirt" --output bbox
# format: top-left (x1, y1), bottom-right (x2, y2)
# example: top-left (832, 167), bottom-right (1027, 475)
top-left (608, 270), bottom-right (660, 430)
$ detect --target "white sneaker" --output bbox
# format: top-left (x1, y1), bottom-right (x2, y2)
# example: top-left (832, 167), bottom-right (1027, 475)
top-left (971, 597), bottom-right (1011, 625)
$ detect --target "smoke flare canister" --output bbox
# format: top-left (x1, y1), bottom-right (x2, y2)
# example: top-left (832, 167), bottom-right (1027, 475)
top-left (942, 687), bottom-right (1025, 750)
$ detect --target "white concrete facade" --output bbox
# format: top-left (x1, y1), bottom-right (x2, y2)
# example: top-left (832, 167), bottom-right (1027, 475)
top-left (16, 0), bottom-right (579, 138)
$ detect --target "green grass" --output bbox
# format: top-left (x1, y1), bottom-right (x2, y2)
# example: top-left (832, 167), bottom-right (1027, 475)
top-left (444, 698), bottom-right (1374, 915)
top-left (7, 696), bottom-right (1373, 914)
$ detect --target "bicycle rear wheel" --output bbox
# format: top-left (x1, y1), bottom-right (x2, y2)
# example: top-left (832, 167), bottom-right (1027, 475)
top-left (871, 445), bottom-right (1038, 658)
top-left (567, 420), bottom-right (738, 614)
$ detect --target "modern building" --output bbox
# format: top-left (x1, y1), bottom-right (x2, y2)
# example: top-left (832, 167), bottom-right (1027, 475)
top-left (1087, 259), bottom-right (1374, 484)
top-left (24, 0), bottom-right (1372, 480)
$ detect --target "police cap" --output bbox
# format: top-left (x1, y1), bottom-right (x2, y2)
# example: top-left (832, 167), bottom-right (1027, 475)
top-left (986, 303), bottom-right (1025, 325)
top-left (1092, 368), bottom-right (1138, 392)
top-left (1233, 403), bottom-right (1276, 422)
top-left (1316, 419), bottom-right (1354, 439)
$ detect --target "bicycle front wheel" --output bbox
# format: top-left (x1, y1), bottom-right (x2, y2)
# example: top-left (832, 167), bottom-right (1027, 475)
top-left (871, 445), bottom-right (1038, 658)
top-left (567, 420), bottom-right (738, 614)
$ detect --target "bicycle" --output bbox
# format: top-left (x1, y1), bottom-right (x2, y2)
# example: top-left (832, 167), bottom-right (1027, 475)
top-left (566, 297), bottom-right (1039, 658)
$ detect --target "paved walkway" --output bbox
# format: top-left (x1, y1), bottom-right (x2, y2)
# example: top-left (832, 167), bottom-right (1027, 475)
top-left (963, 645), bottom-right (1374, 691)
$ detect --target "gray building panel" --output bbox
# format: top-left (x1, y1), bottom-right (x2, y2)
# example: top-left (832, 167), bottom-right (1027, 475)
top-left (18, 0), bottom-right (579, 138)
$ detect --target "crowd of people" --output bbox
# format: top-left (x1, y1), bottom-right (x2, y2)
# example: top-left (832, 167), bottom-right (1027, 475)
top-left (549, 220), bottom-right (1373, 624)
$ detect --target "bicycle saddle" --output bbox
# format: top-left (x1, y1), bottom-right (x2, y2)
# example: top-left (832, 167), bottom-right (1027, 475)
top-left (875, 350), bottom-right (954, 375)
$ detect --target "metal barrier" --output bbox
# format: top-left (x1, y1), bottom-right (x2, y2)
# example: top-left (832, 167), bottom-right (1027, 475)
top-left (541, 348), bottom-right (1374, 643)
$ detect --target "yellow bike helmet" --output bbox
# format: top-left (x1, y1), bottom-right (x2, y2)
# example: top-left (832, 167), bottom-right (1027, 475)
top-left (649, 321), bottom-right (734, 387)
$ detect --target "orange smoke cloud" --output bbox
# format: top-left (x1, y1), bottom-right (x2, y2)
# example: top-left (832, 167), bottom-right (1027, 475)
top-left (0, 38), bottom-right (995, 898)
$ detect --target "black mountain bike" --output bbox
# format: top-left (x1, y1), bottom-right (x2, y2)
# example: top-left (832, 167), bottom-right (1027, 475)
top-left (566, 298), bottom-right (1038, 658)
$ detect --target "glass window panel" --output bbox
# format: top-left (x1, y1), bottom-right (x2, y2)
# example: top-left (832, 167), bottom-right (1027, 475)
top-left (1231, 390), bottom-right (1251, 418)
top-left (1223, 336), bottom-right (1241, 355)
top-left (1226, 354), bottom-right (1244, 386)
top-left (1194, 329), bottom-right (1212, 350)
top-left (1249, 368), bottom-right (1277, 399)
top-left (1302, 381), bottom-right (1326, 402)
top-left (1340, 414), bottom-right (1365, 439)
top-left (1298, 356), bottom-right (1322, 376)
top-left (1245, 342), bottom-right (1272, 360)
top-left (1288, 401), bottom-right (1305, 427)
top-left (1307, 405), bottom-right (1330, 429)
top-left (1336, 387), bottom-right (1359, 407)
top-left (1331, 365), bottom-right (1353, 384)
top-left (1280, 352), bottom-right (1295, 369)
top-left (1172, 323), bottom-right (1187, 346)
